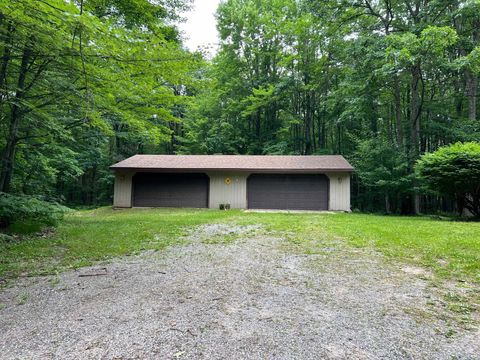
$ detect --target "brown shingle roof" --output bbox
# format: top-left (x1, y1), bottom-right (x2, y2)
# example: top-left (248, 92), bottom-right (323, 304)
top-left (111, 155), bottom-right (353, 172)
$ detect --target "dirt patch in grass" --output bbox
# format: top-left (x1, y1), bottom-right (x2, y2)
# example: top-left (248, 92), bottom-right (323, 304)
top-left (401, 265), bottom-right (433, 277)
top-left (186, 223), bottom-right (264, 244)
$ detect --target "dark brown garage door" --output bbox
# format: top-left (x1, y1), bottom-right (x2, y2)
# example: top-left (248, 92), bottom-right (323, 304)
top-left (133, 173), bottom-right (209, 208)
top-left (247, 174), bottom-right (329, 210)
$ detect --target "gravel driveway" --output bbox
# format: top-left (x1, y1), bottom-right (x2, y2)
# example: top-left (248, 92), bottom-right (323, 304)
top-left (0, 224), bottom-right (479, 359)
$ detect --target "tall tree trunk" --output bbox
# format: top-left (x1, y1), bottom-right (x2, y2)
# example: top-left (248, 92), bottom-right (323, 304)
top-left (312, 100), bottom-right (317, 151)
top-left (385, 194), bottom-right (391, 214)
top-left (465, 69), bottom-right (477, 121)
top-left (410, 63), bottom-right (422, 214)
top-left (0, 23), bottom-right (13, 94)
top-left (393, 76), bottom-right (403, 148)
top-left (454, 78), bottom-right (463, 118)
top-left (468, 22), bottom-right (480, 121)
top-left (255, 110), bottom-right (261, 154)
top-left (410, 63), bottom-right (421, 158)
top-left (304, 91), bottom-right (312, 154)
top-left (0, 42), bottom-right (32, 192)
top-left (454, 8), bottom-right (478, 122)
top-left (303, 51), bottom-right (313, 154)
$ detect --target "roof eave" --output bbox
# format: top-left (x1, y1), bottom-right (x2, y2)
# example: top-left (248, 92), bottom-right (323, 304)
top-left (110, 167), bottom-right (354, 172)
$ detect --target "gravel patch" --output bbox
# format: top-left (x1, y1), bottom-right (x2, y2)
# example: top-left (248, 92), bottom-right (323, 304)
top-left (401, 265), bottom-right (433, 277)
top-left (186, 223), bottom-right (263, 243)
top-left (0, 224), bottom-right (479, 359)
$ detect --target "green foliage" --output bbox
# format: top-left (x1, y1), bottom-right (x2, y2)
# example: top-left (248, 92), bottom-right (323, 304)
top-left (416, 142), bottom-right (480, 216)
top-left (0, 193), bottom-right (70, 233)
top-left (353, 139), bottom-right (411, 212)
top-left (1, 0), bottom-right (479, 216)
top-left (180, 0), bottom-right (480, 214)
top-left (386, 26), bottom-right (458, 66)
top-left (0, 0), bottom-right (202, 206)
top-left (468, 46), bottom-right (480, 73)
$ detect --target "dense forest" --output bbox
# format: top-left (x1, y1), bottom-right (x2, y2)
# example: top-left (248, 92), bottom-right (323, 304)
top-left (1, 0), bottom-right (479, 215)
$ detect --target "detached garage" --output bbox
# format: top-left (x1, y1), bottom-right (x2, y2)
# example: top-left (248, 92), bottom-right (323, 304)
top-left (111, 155), bottom-right (353, 211)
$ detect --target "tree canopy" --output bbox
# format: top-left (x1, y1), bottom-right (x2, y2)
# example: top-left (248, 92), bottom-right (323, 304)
top-left (0, 0), bottom-right (201, 204)
top-left (180, 0), bottom-right (480, 214)
top-left (0, 0), bottom-right (479, 217)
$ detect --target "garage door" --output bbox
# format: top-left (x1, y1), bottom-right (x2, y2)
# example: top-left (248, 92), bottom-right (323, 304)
top-left (133, 173), bottom-right (209, 208)
top-left (247, 174), bottom-right (328, 210)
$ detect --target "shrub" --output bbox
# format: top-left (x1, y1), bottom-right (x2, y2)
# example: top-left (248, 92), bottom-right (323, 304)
top-left (415, 142), bottom-right (480, 217)
top-left (0, 193), bottom-right (70, 234)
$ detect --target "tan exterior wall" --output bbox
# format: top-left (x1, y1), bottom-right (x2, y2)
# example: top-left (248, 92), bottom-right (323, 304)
top-left (113, 171), bottom-right (134, 208)
top-left (207, 172), bottom-right (249, 209)
top-left (326, 172), bottom-right (351, 211)
top-left (113, 170), bottom-right (351, 211)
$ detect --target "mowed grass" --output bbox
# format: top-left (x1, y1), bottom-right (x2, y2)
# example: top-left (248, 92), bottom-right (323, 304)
top-left (1, 208), bottom-right (479, 284)
top-left (0, 208), bottom-right (236, 278)
top-left (279, 213), bottom-right (479, 281)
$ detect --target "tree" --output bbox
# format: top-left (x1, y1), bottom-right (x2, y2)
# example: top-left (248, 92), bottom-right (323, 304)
top-left (353, 139), bottom-right (411, 213)
top-left (0, 0), bottom-right (200, 203)
top-left (415, 142), bottom-right (480, 216)
top-left (181, 0), bottom-right (479, 214)
top-left (2, 0), bottom-right (479, 216)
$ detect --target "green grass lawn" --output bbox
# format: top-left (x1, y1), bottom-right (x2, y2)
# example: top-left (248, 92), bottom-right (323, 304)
top-left (1, 208), bottom-right (479, 285)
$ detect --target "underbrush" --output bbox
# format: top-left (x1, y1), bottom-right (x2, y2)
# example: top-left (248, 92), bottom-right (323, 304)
top-left (0, 193), bottom-right (70, 235)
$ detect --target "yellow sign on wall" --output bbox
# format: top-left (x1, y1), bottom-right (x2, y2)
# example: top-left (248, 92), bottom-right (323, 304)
top-left (224, 177), bottom-right (232, 185)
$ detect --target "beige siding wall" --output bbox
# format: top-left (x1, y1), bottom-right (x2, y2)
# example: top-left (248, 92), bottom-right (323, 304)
top-left (326, 172), bottom-right (351, 211)
top-left (113, 171), bottom-right (134, 208)
top-left (112, 170), bottom-right (351, 210)
top-left (207, 172), bottom-right (249, 209)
